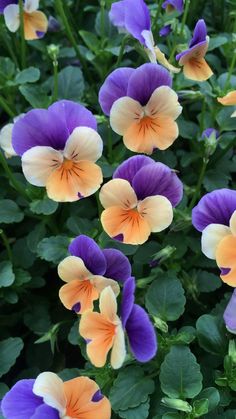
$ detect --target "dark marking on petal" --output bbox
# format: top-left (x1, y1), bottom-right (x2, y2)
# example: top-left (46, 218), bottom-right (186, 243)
top-left (113, 234), bottom-right (124, 242)
top-left (92, 390), bottom-right (104, 402)
top-left (78, 192), bottom-right (84, 199)
top-left (220, 267), bottom-right (231, 276)
top-left (85, 338), bottom-right (92, 344)
top-left (36, 31), bottom-right (45, 38)
top-left (72, 302), bottom-right (81, 313)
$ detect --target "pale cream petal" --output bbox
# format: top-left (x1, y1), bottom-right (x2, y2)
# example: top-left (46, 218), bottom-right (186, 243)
top-left (22, 146), bottom-right (63, 187)
top-left (110, 97), bottom-right (144, 135)
top-left (110, 324), bottom-right (126, 369)
top-left (230, 210), bottom-right (236, 236)
top-left (4, 4), bottom-right (20, 32)
top-left (145, 86), bottom-right (182, 120)
top-left (231, 109), bottom-right (236, 117)
top-left (63, 127), bottom-right (103, 163)
top-left (57, 256), bottom-right (91, 283)
top-left (91, 276), bottom-right (120, 297)
top-left (154, 46), bottom-right (181, 73)
top-left (99, 179), bottom-right (137, 209)
top-left (24, 0), bottom-right (39, 13)
top-left (201, 223), bottom-right (231, 259)
top-left (33, 372), bottom-right (66, 415)
top-left (0, 123), bottom-right (17, 158)
top-left (141, 29), bottom-right (156, 63)
top-left (99, 286), bottom-right (118, 322)
top-left (138, 195), bottom-right (173, 232)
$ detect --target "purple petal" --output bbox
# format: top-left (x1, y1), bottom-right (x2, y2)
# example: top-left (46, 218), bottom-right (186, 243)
top-left (202, 128), bottom-right (220, 139)
top-left (68, 235), bottom-right (107, 276)
top-left (12, 100), bottom-right (96, 156)
top-left (127, 63), bottom-right (172, 106)
top-left (113, 234), bottom-right (124, 242)
top-left (176, 40), bottom-right (207, 62)
top-left (36, 31), bottom-right (45, 38)
top-left (72, 302), bottom-right (81, 313)
top-left (132, 162), bottom-right (183, 206)
top-left (192, 189), bottom-right (236, 232)
top-left (99, 68), bottom-right (135, 116)
top-left (189, 19), bottom-right (207, 48)
top-left (91, 390), bottom-right (104, 402)
top-left (126, 304), bottom-right (157, 362)
top-left (221, 267), bottom-right (231, 276)
top-left (1, 379), bottom-right (43, 419)
top-left (113, 155), bottom-right (154, 183)
top-left (0, 0), bottom-right (17, 13)
top-left (162, 0), bottom-right (184, 13)
top-left (109, 1), bottom-right (125, 28)
top-left (224, 290), bottom-right (236, 333)
top-left (121, 276), bottom-right (135, 328)
top-left (31, 404), bottom-right (59, 419)
top-left (102, 248), bottom-right (131, 282)
top-left (48, 16), bottom-right (61, 32)
top-left (124, 0), bottom-right (151, 44)
top-left (159, 24), bottom-right (172, 37)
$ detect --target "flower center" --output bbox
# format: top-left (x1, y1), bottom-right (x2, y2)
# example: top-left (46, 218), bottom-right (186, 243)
top-left (138, 116), bottom-right (159, 135)
top-left (62, 158), bottom-right (74, 170)
top-left (166, 4), bottom-right (175, 12)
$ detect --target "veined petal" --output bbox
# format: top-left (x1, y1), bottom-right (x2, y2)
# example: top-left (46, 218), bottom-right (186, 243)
top-left (110, 96), bottom-right (143, 135)
top-left (58, 256), bottom-right (91, 283)
top-left (102, 248), bottom-right (131, 282)
top-left (145, 86), bottom-right (182, 120)
top-left (217, 91), bottom-right (236, 106)
top-left (4, 4), bottom-right (20, 32)
top-left (63, 127), bottom-right (103, 163)
top-left (91, 276), bottom-right (120, 297)
top-left (121, 276), bottom-right (135, 328)
top-left (33, 372), bottom-right (66, 415)
top-left (201, 224), bottom-right (231, 259)
top-left (24, 10), bottom-right (48, 40)
top-left (59, 279), bottom-right (99, 314)
top-left (68, 235), bottom-right (107, 276)
top-left (216, 235), bottom-right (236, 287)
top-left (110, 324), bottom-right (126, 369)
top-left (183, 57), bottom-right (213, 82)
top-left (24, 0), bottom-right (39, 13)
top-left (99, 286), bottom-right (118, 322)
top-left (138, 195), bottom-right (173, 232)
top-left (22, 146), bottom-right (63, 187)
top-left (0, 123), bottom-right (17, 158)
top-left (99, 179), bottom-right (137, 209)
top-left (113, 155), bottom-right (154, 183)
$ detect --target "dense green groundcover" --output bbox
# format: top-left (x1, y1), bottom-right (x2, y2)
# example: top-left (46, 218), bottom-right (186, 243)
top-left (0, 0), bottom-right (236, 418)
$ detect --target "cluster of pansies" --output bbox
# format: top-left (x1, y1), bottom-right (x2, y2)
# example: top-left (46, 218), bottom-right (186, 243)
top-left (1, 0), bottom-right (236, 418)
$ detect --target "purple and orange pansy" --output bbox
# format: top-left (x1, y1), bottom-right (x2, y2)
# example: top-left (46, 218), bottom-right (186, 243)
top-left (12, 100), bottom-right (103, 202)
top-left (1, 0), bottom-right (48, 40)
top-left (176, 19), bottom-right (213, 81)
top-left (192, 189), bottom-right (236, 286)
top-left (162, 0), bottom-right (184, 13)
top-left (79, 277), bottom-right (157, 369)
top-left (99, 63), bottom-right (182, 154)
top-left (58, 235), bottom-right (131, 314)
top-left (1, 371), bottom-right (111, 418)
top-left (217, 91), bottom-right (236, 117)
top-left (99, 155), bottom-right (183, 245)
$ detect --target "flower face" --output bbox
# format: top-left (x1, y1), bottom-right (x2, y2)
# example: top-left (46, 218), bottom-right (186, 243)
top-left (58, 235), bottom-right (131, 314)
top-left (162, 0), bottom-right (184, 13)
top-left (176, 19), bottom-right (213, 81)
top-left (79, 278), bottom-right (157, 369)
top-left (3, 0), bottom-right (48, 40)
top-left (12, 100), bottom-right (103, 202)
top-left (217, 91), bottom-right (236, 117)
top-left (99, 155), bottom-right (183, 245)
top-left (192, 189), bottom-right (236, 286)
top-left (1, 372), bottom-right (111, 419)
top-left (99, 64), bottom-right (182, 154)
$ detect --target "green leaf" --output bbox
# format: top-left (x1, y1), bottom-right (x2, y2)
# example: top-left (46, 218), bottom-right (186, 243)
top-left (0, 261), bottom-right (15, 288)
top-left (208, 36), bottom-right (228, 51)
top-left (24, 305), bottom-right (51, 334)
top-left (160, 346), bottom-right (203, 399)
top-left (0, 57), bottom-right (15, 79)
top-left (79, 30), bottom-right (100, 53)
top-left (194, 387), bottom-right (220, 412)
top-left (57, 66), bottom-right (85, 101)
top-left (145, 273), bottom-right (186, 321)
top-left (27, 223), bottom-right (47, 253)
top-left (0, 337), bottom-right (23, 378)
top-left (196, 270), bottom-right (222, 293)
top-left (30, 197), bottom-right (58, 215)
top-left (196, 315), bottom-right (227, 355)
top-left (118, 400), bottom-right (150, 419)
top-left (19, 84), bottom-right (50, 108)
top-left (14, 268), bottom-right (31, 286)
top-left (15, 67), bottom-right (40, 84)
top-left (216, 108), bottom-right (236, 131)
top-left (110, 366), bottom-right (154, 411)
top-left (0, 382), bottom-right (9, 398)
top-left (193, 399), bottom-right (209, 416)
top-left (37, 235), bottom-right (70, 263)
top-left (0, 200), bottom-right (24, 223)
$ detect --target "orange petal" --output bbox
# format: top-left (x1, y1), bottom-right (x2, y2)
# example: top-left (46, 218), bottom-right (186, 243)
top-left (217, 91), bottom-right (236, 106)
top-left (101, 206), bottom-right (151, 245)
top-left (46, 160), bottom-right (103, 202)
top-left (216, 235), bottom-right (236, 286)
top-left (179, 41), bottom-right (209, 65)
top-left (64, 377), bottom-right (111, 419)
top-left (183, 58), bottom-right (213, 82)
top-left (59, 279), bottom-right (99, 314)
top-left (24, 10), bottom-right (48, 40)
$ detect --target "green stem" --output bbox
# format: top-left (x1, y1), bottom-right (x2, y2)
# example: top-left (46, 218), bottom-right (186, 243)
top-left (0, 96), bottom-right (15, 118)
top-left (210, 137), bottom-right (236, 166)
top-left (0, 230), bottom-right (13, 262)
top-left (100, 0), bottom-right (105, 40)
top-left (116, 35), bottom-right (129, 67)
top-left (0, 152), bottom-right (29, 200)
top-left (19, 0), bottom-right (26, 69)
top-left (52, 60), bottom-right (58, 103)
top-left (180, 0), bottom-right (190, 37)
top-left (153, 0), bottom-right (163, 33)
top-left (189, 158), bottom-right (208, 209)
top-left (200, 98), bottom-right (206, 133)
top-left (0, 31), bottom-right (19, 68)
top-left (55, 0), bottom-right (92, 84)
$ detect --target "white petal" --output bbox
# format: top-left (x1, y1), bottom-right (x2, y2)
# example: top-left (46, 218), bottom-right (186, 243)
top-left (110, 97), bottom-right (143, 135)
top-left (4, 4), bottom-right (20, 33)
top-left (201, 223), bottom-right (231, 259)
top-left (99, 179), bottom-right (137, 209)
top-left (230, 210), bottom-right (236, 235)
top-left (0, 124), bottom-right (17, 158)
top-left (231, 110), bottom-right (236, 118)
top-left (24, 0), bottom-right (39, 13)
top-left (91, 276), bottom-right (120, 296)
top-left (63, 127), bottom-right (103, 163)
top-left (33, 372), bottom-right (66, 415)
top-left (138, 195), bottom-right (173, 232)
top-left (110, 324), bottom-right (126, 369)
top-left (99, 286), bottom-right (118, 322)
top-left (145, 86), bottom-right (182, 120)
top-left (58, 256), bottom-right (91, 283)
top-left (141, 29), bottom-right (156, 63)
top-left (22, 146), bottom-right (63, 186)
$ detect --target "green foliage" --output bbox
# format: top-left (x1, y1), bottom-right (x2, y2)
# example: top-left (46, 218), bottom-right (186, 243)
top-left (0, 338), bottom-right (23, 378)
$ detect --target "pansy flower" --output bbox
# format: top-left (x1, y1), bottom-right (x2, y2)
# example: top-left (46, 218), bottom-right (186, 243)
top-left (202, 128), bottom-right (220, 140)
top-left (99, 155), bottom-right (183, 245)
top-left (217, 91), bottom-right (236, 118)
top-left (162, 0), bottom-right (184, 13)
top-left (1, 371), bottom-right (111, 418)
top-left (224, 290), bottom-right (236, 334)
top-left (159, 24), bottom-right (172, 37)
top-left (79, 277), bottom-right (157, 369)
top-left (176, 19), bottom-right (213, 81)
top-left (99, 63), bottom-right (182, 154)
top-left (58, 234), bottom-right (131, 314)
top-left (192, 189), bottom-right (236, 286)
top-left (12, 100), bottom-right (103, 202)
top-left (3, 0), bottom-right (48, 40)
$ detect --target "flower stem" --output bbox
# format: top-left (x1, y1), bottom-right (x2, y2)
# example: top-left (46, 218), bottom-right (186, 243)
top-left (100, 0), bottom-right (106, 40)
top-left (153, 0), bottom-right (163, 33)
top-left (19, 0), bottom-right (26, 69)
top-left (52, 60), bottom-right (58, 103)
top-left (0, 229), bottom-right (13, 262)
top-left (189, 157), bottom-right (208, 209)
top-left (0, 96), bottom-right (15, 118)
top-left (0, 152), bottom-right (29, 200)
top-left (180, 0), bottom-right (190, 37)
top-left (116, 35), bottom-right (129, 67)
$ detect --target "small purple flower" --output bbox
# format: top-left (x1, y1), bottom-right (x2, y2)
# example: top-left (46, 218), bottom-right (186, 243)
top-left (162, 0), bottom-right (184, 13)
top-left (224, 290), bottom-right (236, 333)
top-left (202, 128), bottom-right (220, 140)
top-left (159, 24), bottom-right (172, 37)
top-left (48, 16), bottom-right (61, 32)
